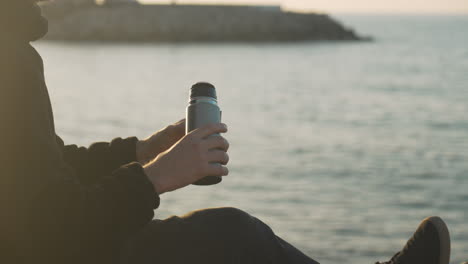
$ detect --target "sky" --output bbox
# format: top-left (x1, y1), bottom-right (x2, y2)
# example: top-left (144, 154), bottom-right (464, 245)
top-left (139, 0), bottom-right (468, 14)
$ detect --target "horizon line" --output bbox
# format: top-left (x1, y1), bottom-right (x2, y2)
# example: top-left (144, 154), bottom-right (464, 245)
top-left (133, 2), bottom-right (468, 15)
top-left (135, 0), bottom-right (468, 14)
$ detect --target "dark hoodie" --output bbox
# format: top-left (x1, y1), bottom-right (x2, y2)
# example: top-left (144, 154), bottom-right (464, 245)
top-left (0, 1), bottom-right (159, 263)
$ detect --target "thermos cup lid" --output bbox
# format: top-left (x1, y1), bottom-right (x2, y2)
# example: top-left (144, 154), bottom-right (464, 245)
top-left (190, 82), bottom-right (217, 99)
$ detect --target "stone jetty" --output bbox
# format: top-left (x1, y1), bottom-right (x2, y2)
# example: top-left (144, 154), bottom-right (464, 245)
top-left (40, 0), bottom-right (368, 42)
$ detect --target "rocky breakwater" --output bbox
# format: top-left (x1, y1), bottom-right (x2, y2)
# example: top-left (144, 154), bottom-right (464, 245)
top-left (41, 2), bottom-right (368, 42)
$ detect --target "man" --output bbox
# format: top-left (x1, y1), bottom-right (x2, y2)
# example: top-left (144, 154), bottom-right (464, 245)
top-left (0, 1), bottom-right (452, 264)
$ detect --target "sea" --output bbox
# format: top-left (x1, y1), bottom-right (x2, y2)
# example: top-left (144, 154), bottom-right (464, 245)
top-left (35, 15), bottom-right (468, 263)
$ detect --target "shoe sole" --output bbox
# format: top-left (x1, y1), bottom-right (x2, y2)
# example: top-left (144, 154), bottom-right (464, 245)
top-left (423, 216), bottom-right (451, 264)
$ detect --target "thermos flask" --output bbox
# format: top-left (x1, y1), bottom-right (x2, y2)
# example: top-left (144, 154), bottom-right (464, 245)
top-left (186, 82), bottom-right (223, 186)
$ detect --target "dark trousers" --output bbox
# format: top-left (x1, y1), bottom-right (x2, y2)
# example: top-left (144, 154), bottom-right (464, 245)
top-left (119, 207), bottom-right (319, 264)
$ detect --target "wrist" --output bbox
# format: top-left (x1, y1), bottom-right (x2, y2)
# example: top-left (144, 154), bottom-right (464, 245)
top-left (136, 139), bottom-right (150, 165)
top-left (143, 163), bottom-right (166, 195)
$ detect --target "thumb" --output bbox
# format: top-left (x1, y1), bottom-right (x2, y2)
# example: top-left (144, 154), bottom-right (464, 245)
top-left (192, 176), bottom-right (223, 186)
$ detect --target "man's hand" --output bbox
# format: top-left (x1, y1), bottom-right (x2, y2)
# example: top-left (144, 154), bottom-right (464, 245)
top-left (136, 119), bottom-right (186, 165)
top-left (143, 123), bottom-right (230, 195)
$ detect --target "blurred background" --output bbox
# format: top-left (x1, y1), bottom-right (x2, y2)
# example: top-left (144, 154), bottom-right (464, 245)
top-left (36, 0), bottom-right (467, 263)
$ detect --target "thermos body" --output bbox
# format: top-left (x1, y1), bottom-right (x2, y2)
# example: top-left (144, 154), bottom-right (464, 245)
top-left (186, 98), bottom-right (221, 134)
top-left (186, 82), bottom-right (223, 186)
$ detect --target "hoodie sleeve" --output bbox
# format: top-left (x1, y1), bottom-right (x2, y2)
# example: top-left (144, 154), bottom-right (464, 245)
top-left (0, 44), bottom-right (159, 264)
top-left (56, 135), bottom-right (142, 186)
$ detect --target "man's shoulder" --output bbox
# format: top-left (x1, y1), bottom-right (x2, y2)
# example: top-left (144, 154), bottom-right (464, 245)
top-left (0, 42), bottom-right (43, 75)
top-left (0, 43), bottom-right (45, 90)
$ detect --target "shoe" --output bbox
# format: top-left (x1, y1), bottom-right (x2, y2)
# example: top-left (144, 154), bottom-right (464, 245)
top-left (376, 216), bottom-right (450, 264)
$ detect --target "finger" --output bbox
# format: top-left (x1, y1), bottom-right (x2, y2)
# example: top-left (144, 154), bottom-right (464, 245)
top-left (173, 119), bottom-right (186, 132)
top-left (207, 150), bottom-right (229, 165)
top-left (203, 136), bottom-right (230, 151)
top-left (206, 163), bottom-right (229, 177)
top-left (174, 118), bottom-right (186, 126)
top-left (164, 119), bottom-right (186, 137)
top-left (190, 123), bottom-right (227, 139)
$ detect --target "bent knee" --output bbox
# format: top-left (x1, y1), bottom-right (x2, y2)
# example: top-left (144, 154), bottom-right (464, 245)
top-left (213, 207), bottom-right (250, 218)
top-left (183, 207), bottom-right (275, 247)
top-left (187, 207), bottom-right (255, 229)
top-left (209, 207), bottom-right (252, 222)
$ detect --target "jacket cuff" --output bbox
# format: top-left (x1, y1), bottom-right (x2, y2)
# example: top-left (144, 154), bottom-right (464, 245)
top-left (120, 162), bottom-right (160, 210)
top-left (113, 137), bottom-right (139, 165)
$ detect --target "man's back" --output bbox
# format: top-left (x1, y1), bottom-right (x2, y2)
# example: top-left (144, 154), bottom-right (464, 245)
top-left (0, 13), bottom-right (82, 261)
top-left (0, 5), bottom-right (61, 255)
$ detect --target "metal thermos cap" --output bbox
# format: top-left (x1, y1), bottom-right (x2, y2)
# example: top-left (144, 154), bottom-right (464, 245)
top-left (190, 82), bottom-right (217, 99)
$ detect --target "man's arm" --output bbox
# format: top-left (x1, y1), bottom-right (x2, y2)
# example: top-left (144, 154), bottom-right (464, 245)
top-left (57, 135), bottom-right (140, 185)
top-left (58, 119), bottom-right (186, 186)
